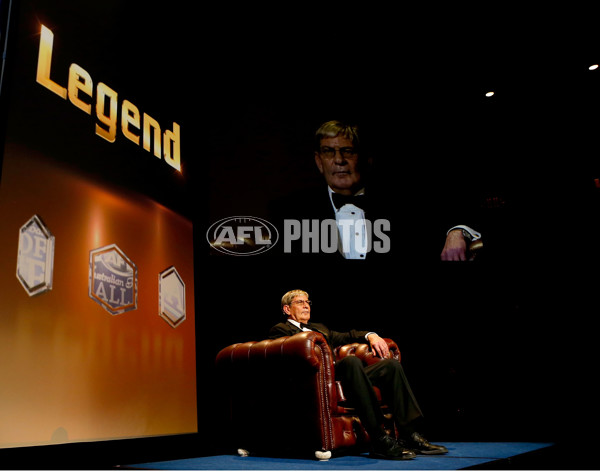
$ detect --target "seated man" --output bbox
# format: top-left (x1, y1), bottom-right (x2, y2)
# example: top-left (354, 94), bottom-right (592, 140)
top-left (269, 289), bottom-right (448, 461)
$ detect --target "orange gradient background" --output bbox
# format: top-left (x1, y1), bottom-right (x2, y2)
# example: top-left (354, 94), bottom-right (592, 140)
top-left (0, 143), bottom-right (197, 447)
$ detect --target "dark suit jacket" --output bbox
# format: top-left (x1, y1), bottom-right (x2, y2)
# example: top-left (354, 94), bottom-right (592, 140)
top-left (268, 320), bottom-right (370, 349)
top-left (268, 185), bottom-right (398, 262)
top-left (269, 181), bottom-right (484, 263)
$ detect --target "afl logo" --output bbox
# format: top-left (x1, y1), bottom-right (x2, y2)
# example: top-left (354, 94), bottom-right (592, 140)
top-left (207, 216), bottom-right (278, 256)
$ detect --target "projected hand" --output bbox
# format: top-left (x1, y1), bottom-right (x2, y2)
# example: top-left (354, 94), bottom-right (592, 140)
top-left (440, 229), bottom-right (468, 261)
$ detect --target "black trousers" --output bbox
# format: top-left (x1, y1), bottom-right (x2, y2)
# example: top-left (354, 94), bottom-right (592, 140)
top-left (334, 357), bottom-right (423, 439)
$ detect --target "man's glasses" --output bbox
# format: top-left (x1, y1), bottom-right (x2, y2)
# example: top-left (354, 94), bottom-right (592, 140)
top-left (290, 299), bottom-right (312, 306)
top-left (319, 147), bottom-right (358, 159)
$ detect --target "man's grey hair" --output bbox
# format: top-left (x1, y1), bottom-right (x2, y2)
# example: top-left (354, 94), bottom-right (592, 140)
top-left (315, 120), bottom-right (360, 151)
top-left (281, 289), bottom-right (309, 313)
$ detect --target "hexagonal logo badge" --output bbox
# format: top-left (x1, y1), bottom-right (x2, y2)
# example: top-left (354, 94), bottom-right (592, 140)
top-left (158, 266), bottom-right (186, 328)
top-left (89, 244), bottom-right (137, 315)
top-left (16, 215), bottom-right (55, 296)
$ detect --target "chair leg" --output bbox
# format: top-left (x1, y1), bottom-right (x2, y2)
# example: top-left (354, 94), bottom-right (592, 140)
top-left (315, 450), bottom-right (332, 461)
top-left (238, 448), bottom-right (331, 461)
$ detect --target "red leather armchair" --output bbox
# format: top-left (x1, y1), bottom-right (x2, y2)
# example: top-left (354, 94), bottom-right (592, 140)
top-left (215, 331), bottom-right (400, 460)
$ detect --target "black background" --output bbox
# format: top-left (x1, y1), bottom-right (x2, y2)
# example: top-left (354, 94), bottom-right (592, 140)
top-left (1, 0), bottom-right (599, 467)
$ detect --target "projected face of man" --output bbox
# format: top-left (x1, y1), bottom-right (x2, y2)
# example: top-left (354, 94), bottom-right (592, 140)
top-left (283, 295), bottom-right (311, 325)
top-left (315, 135), bottom-right (363, 196)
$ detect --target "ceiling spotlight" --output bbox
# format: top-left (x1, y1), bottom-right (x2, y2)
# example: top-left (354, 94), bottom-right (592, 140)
top-left (485, 91), bottom-right (495, 97)
top-left (589, 64), bottom-right (599, 71)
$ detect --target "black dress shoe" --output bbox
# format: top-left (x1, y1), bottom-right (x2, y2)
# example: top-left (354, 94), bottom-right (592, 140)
top-left (402, 432), bottom-right (448, 455)
top-left (370, 435), bottom-right (416, 460)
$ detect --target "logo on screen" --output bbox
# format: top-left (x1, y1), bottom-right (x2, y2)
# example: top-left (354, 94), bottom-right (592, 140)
top-left (159, 266), bottom-right (186, 328)
top-left (206, 216), bottom-right (278, 256)
top-left (16, 215), bottom-right (55, 296)
top-left (89, 244), bottom-right (138, 315)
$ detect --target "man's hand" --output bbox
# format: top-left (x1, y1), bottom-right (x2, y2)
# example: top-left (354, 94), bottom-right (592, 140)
top-left (367, 333), bottom-right (389, 358)
top-left (440, 229), bottom-right (468, 261)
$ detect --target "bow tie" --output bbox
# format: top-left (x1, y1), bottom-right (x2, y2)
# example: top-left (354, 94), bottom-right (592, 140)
top-left (332, 192), bottom-right (366, 210)
top-left (300, 323), bottom-right (325, 337)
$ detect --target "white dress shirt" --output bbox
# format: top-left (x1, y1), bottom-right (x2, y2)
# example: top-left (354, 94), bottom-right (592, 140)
top-left (328, 187), bottom-right (368, 260)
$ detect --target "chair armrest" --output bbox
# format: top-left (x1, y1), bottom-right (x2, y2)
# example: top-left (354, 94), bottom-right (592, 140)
top-left (216, 331), bottom-right (333, 370)
top-left (334, 338), bottom-right (400, 365)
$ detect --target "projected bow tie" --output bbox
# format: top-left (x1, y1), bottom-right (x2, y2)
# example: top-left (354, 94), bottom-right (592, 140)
top-left (332, 193), bottom-right (366, 210)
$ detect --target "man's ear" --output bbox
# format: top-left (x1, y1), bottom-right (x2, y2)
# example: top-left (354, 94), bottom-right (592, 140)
top-left (283, 304), bottom-right (291, 316)
top-left (314, 152), bottom-right (324, 174)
